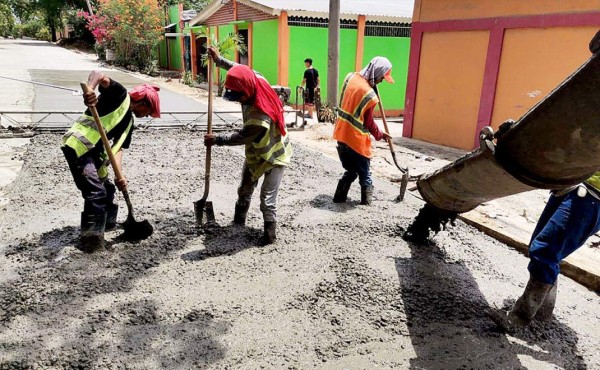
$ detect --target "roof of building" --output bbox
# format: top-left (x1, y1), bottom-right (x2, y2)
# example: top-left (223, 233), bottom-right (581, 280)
top-left (190, 0), bottom-right (413, 25)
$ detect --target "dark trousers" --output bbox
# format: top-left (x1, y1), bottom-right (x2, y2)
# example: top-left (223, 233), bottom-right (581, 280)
top-left (528, 189), bottom-right (600, 284)
top-left (63, 147), bottom-right (116, 215)
top-left (336, 142), bottom-right (372, 187)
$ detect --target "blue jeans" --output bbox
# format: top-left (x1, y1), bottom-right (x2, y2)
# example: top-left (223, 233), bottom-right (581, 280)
top-left (336, 142), bottom-right (372, 187)
top-left (528, 189), bottom-right (600, 284)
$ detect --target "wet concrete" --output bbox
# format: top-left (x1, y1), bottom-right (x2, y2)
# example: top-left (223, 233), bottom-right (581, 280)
top-left (1, 131), bottom-right (599, 368)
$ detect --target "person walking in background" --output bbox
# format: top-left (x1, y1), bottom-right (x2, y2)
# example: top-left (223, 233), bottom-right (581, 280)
top-left (204, 46), bottom-right (292, 245)
top-left (62, 70), bottom-right (160, 252)
top-left (300, 58), bottom-right (319, 119)
top-left (332, 56), bottom-right (394, 206)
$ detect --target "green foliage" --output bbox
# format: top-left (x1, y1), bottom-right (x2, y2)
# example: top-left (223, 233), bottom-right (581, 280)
top-left (181, 70), bottom-right (195, 86)
top-left (0, 2), bottom-right (15, 37)
top-left (98, 0), bottom-right (163, 70)
top-left (142, 60), bottom-right (160, 77)
top-left (198, 30), bottom-right (247, 67)
top-left (13, 17), bottom-right (51, 40)
top-left (168, 0), bottom-right (210, 11)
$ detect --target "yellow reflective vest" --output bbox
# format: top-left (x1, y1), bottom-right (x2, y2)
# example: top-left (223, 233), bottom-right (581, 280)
top-left (62, 95), bottom-right (132, 179)
top-left (242, 105), bottom-right (292, 180)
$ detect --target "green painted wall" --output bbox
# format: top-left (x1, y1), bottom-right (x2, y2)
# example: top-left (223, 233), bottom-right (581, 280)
top-left (251, 20), bottom-right (279, 85)
top-left (288, 26), bottom-right (357, 104)
top-left (158, 5), bottom-right (183, 70)
top-left (362, 36), bottom-right (410, 110)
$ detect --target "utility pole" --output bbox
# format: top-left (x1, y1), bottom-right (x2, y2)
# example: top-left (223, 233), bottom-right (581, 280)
top-left (327, 0), bottom-right (340, 106)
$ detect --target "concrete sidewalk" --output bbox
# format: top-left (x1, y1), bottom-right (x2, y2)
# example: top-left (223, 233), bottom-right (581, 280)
top-left (290, 121), bottom-right (600, 292)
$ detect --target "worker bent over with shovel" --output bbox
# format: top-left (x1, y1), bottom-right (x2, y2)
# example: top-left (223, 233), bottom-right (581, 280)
top-left (204, 47), bottom-right (292, 245)
top-left (61, 71), bottom-right (160, 253)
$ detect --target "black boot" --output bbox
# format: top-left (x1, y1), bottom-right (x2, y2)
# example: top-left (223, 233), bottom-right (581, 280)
top-left (360, 185), bottom-right (374, 205)
top-left (262, 221), bottom-right (277, 245)
top-left (333, 180), bottom-right (352, 203)
top-left (535, 279), bottom-right (558, 321)
top-left (234, 202), bottom-right (250, 226)
top-left (80, 212), bottom-right (107, 253)
top-left (508, 277), bottom-right (554, 326)
top-left (105, 203), bottom-right (119, 231)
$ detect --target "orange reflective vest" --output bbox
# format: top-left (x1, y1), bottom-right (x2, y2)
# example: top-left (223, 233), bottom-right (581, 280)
top-left (332, 72), bottom-right (379, 158)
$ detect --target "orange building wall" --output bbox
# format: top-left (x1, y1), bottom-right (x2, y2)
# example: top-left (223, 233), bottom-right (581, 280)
top-left (416, 0), bottom-right (600, 22)
top-left (412, 31), bottom-right (489, 150)
top-left (491, 26), bottom-right (598, 129)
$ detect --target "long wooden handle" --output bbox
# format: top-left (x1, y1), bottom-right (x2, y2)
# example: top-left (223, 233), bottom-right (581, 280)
top-left (80, 82), bottom-right (126, 185)
top-left (201, 58), bottom-right (213, 200)
top-left (207, 59), bottom-right (213, 135)
top-left (376, 94), bottom-right (394, 152)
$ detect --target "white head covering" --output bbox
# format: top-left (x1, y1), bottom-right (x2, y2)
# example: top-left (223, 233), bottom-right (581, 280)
top-left (360, 56), bottom-right (393, 87)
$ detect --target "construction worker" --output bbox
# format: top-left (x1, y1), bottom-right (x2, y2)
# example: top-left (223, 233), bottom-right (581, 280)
top-left (62, 70), bottom-right (160, 252)
top-left (490, 31), bottom-right (600, 331)
top-left (332, 57), bottom-right (393, 205)
top-left (204, 47), bottom-right (292, 245)
top-left (491, 176), bottom-right (600, 330)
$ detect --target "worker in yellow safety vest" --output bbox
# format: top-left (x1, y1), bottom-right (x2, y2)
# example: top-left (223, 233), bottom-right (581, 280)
top-left (332, 57), bottom-right (394, 205)
top-left (204, 47), bottom-right (292, 245)
top-left (61, 70), bottom-right (161, 253)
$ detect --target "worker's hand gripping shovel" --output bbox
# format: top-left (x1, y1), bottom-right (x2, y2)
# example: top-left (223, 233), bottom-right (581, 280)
top-left (376, 91), bottom-right (409, 202)
top-left (80, 82), bottom-right (153, 241)
top-left (194, 58), bottom-right (217, 232)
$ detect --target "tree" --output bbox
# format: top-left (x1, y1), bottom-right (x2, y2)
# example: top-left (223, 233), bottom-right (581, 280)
top-left (0, 2), bottom-right (15, 37)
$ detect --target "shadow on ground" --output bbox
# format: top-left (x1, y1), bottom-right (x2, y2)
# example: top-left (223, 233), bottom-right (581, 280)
top-left (180, 224), bottom-right (264, 262)
top-left (0, 213), bottom-right (229, 368)
top-left (395, 237), bottom-right (586, 369)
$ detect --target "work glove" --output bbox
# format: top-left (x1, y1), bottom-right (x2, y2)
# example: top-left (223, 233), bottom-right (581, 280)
top-left (115, 177), bottom-right (128, 192)
top-left (382, 132), bottom-right (392, 142)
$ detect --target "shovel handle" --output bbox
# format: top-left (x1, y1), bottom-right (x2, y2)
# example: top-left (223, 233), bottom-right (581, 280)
top-left (80, 82), bottom-right (128, 193)
top-left (201, 57), bottom-right (214, 200)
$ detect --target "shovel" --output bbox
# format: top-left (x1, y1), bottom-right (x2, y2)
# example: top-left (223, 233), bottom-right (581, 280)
top-left (194, 59), bottom-right (216, 231)
top-left (375, 91), bottom-right (410, 202)
top-left (80, 82), bottom-right (153, 241)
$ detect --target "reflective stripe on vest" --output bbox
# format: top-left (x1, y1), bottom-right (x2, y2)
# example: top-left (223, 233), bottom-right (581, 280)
top-left (243, 106), bottom-right (293, 179)
top-left (62, 94), bottom-right (131, 157)
top-left (97, 118), bottom-right (134, 179)
top-left (585, 171), bottom-right (600, 192)
top-left (332, 73), bottom-right (379, 158)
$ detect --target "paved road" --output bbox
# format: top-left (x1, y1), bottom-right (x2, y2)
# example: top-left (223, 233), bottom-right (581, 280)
top-left (0, 39), bottom-right (206, 112)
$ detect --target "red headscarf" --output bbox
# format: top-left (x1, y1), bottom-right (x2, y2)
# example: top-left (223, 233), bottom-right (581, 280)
top-left (130, 84), bottom-right (161, 118)
top-left (224, 65), bottom-right (286, 135)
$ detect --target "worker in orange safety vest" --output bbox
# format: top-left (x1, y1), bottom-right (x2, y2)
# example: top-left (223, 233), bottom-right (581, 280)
top-left (332, 57), bottom-right (394, 205)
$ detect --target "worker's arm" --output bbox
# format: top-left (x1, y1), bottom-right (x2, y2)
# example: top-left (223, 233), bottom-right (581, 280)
top-left (83, 71), bottom-right (112, 107)
top-left (301, 78), bottom-right (306, 87)
top-left (204, 125), bottom-right (267, 147)
top-left (208, 46), bottom-right (236, 71)
top-left (363, 106), bottom-right (391, 141)
top-left (112, 149), bottom-right (128, 191)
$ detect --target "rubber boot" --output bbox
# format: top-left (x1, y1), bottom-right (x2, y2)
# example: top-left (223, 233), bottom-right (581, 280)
top-left (262, 221), bottom-right (277, 245)
top-left (105, 203), bottom-right (119, 231)
top-left (360, 185), bottom-right (374, 205)
top-left (333, 180), bottom-right (351, 203)
top-left (535, 279), bottom-right (558, 321)
top-left (507, 277), bottom-right (554, 327)
top-left (80, 212), bottom-right (107, 253)
top-left (234, 202), bottom-right (250, 226)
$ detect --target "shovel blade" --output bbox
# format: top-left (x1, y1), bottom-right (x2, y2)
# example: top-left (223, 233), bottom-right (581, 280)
top-left (122, 215), bottom-right (153, 241)
top-left (194, 200), bottom-right (216, 232)
top-left (397, 171), bottom-right (409, 202)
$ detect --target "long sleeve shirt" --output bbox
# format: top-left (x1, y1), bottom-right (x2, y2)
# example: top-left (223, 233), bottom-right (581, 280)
top-left (363, 106), bottom-right (384, 141)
